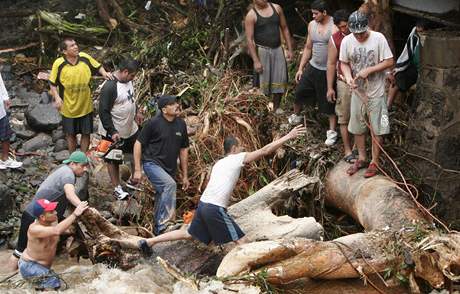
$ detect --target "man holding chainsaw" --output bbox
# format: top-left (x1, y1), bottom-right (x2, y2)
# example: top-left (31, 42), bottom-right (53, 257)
top-left (339, 11), bottom-right (394, 177)
top-left (98, 58), bottom-right (141, 200)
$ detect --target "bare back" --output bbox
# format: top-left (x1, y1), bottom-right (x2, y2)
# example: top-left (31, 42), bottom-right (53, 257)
top-left (22, 222), bottom-right (59, 268)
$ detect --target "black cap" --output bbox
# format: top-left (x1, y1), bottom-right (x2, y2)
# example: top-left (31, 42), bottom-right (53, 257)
top-left (158, 95), bottom-right (178, 109)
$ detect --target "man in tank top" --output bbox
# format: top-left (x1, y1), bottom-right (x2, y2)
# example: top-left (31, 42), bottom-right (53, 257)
top-left (245, 0), bottom-right (293, 112)
top-left (289, 0), bottom-right (339, 146)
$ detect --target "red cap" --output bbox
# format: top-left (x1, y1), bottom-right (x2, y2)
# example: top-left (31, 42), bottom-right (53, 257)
top-left (32, 199), bottom-right (58, 218)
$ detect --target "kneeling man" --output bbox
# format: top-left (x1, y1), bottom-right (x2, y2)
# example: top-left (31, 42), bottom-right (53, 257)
top-left (19, 200), bottom-right (88, 290)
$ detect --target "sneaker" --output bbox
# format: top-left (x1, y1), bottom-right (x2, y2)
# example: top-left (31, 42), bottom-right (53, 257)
top-left (325, 130), bottom-right (338, 146)
top-left (0, 158), bottom-right (23, 169)
top-left (114, 185), bottom-right (129, 200)
top-left (288, 114), bottom-right (302, 125)
top-left (138, 239), bottom-right (153, 257)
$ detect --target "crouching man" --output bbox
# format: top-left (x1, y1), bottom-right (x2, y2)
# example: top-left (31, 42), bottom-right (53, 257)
top-left (19, 199), bottom-right (88, 290)
top-left (137, 125), bottom-right (306, 254)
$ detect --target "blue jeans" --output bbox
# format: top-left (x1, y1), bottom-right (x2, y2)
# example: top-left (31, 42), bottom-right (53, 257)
top-left (18, 258), bottom-right (61, 290)
top-left (143, 161), bottom-right (177, 235)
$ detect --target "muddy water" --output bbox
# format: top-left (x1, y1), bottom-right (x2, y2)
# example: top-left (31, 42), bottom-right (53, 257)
top-left (0, 250), bottom-right (263, 294)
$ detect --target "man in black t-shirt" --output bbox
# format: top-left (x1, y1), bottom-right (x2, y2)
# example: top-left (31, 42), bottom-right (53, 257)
top-left (132, 95), bottom-right (189, 235)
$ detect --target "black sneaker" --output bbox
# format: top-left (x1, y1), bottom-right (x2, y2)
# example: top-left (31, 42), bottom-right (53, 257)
top-left (138, 239), bottom-right (153, 256)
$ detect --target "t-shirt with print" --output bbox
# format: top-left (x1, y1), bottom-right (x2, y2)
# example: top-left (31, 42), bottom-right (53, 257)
top-left (49, 52), bottom-right (101, 118)
top-left (25, 165), bottom-right (76, 218)
top-left (98, 79), bottom-right (138, 138)
top-left (339, 31), bottom-right (393, 98)
top-left (200, 152), bottom-right (247, 208)
top-left (0, 73), bottom-right (9, 120)
top-left (137, 113), bottom-right (189, 176)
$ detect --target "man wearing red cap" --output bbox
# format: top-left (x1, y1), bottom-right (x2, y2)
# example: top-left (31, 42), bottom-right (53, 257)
top-left (8, 151), bottom-right (89, 271)
top-left (18, 199), bottom-right (88, 290)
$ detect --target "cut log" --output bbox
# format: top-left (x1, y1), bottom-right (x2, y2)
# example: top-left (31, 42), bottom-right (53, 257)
top-left (78, 169), bottom-right (323, 274)
top-left (218, 162), bottom-right (460, 292)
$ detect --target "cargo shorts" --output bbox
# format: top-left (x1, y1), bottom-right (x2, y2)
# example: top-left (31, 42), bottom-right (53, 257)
top-left (335, 80), bottom-right (352, 125)
top-left (348, 94), bottom-right (390, 136)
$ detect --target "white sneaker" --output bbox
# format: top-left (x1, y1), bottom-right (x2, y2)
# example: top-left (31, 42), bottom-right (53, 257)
top-left (0, 158), bottom-right (23, 169)
top-left (288, 114), bottom-right (302, 125)
top-left (325, 130), bottom-right (338, 146)
top-left (114, 185), bottom-right (129, 200)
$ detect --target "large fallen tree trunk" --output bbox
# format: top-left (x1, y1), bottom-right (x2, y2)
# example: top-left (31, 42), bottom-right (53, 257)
top-left (217, 162), bottom-right (460, 293)
top-left (78, 169), bottom-right (323, 274)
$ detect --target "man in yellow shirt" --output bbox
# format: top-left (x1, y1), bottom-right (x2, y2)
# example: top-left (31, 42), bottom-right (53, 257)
top-left (49, 38), bottom-right (113, 152)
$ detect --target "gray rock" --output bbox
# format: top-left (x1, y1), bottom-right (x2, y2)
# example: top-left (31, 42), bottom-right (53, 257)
top-left (75, 172), bottom-right (89, 201)
top-left (25, 103), bottom-right (62, 132)
top-left (54, 150), bottom-right (70, 162)
top-left (53, 139), bottom-right (68, 152)
top-left (22, 133), bottom-right (53, 152)
top-left (15, 87), bottom-right (41, 106)
top-left (52, 128), bottom-right (65, 142)
top-left (21, 157), bottom-right (33, 167)
top-left (14, 129), bottom-right (36, 140)
top-left (40, 91), bottom-right (52, 104)
top-left (0, 184), bottom-right (13, 221)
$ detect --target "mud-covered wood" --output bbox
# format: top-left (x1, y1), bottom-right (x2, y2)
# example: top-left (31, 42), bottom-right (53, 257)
top-left (218, 162), bottom-right (460, 292)
top-left (78, 169), bottom-right (323, 274)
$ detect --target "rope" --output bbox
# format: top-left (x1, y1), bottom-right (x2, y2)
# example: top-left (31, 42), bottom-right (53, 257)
top-left (351, 85), bottom-right (450, 233)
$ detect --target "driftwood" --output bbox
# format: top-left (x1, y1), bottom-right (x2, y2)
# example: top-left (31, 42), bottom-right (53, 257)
top-left (78, 169), bottom-right (323, 274)
top-left (217, 162), bottom-right (460, 293)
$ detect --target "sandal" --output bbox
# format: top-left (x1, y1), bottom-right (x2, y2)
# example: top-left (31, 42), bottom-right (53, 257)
top-left (343, 153), bottom-right (357, 164)
top-left (364, 162), bottom-right (379, 178)
top-left (138, 239), bottom-right (153, 257)
top-left (347, 160), bottom-right (368, 176)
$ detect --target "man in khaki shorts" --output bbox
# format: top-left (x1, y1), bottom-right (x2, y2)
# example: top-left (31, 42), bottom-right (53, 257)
top-left (326, 9), bottom-right (354, 162)
top-left (339, 11), bottom-right (394, 178)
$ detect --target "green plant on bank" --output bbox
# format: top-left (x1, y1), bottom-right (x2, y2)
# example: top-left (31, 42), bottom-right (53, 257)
top-left (220, 269), bottom-right (283, 294)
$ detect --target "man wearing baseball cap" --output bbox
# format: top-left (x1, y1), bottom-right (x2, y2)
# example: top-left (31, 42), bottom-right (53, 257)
top-left (132, 95), bottom-right (190, 235)
top-left (339, 11), bottom-right (394, 177)
top-left (18, 199), bottom-right (88, 290)
top-left (7, 151), bottom-right (90, 271)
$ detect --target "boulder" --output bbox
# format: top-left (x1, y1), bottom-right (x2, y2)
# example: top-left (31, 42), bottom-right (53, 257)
top-left (53, 138), bottom-right (68, 152)
top-left (54, 150), bottom-right (70, 162)
top-left (14, 129), bottom-right (36, 140)
top-left (25, 103), bottom-right (62, 132)
top-left (22, 133), bottom-right (53, 152)
top-left (0, 184), bottom-right (13, 221)
top-left (52, 128), bottom-right (65, 142)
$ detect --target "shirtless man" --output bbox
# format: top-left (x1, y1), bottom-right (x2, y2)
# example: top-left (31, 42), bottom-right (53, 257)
top-left (18, 199), bottom-right (88, 290)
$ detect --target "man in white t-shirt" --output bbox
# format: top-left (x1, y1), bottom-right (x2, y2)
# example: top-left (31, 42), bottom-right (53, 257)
top-left (339, 11), bottom-right (394, 178)
top-left (0, 72), bottom-right (22, 169)
top-left (137, 125), bottom-right (306, 254)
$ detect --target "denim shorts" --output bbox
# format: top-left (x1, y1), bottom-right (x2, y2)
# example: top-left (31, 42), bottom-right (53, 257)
top-left (18, 258), bottom-right (61, 290)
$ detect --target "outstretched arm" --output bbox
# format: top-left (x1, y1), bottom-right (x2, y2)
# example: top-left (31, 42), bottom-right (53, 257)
top-left (28, 202), bottom-right (88, 238)
top-left (243, 125), bottom-right (306, 164)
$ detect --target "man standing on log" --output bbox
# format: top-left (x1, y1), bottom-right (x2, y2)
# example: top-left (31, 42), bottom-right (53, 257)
top-left (7, 151), bottom-right (89, 271)
top-left (137, 125), bottom-right (306, 254)
top-left (132, 95), bottom-right (189, 236)
top-left (289, 0), bottom-right (338, 146)
top-left (18, 199), bottom-right (88, 291)
top-left (49, 37), bottom-right (113, 152)
top-left (245, 0), bottom-right (293, 112)
top-left (339, 11), bottom-right (394, 177)
top-left (326, 10), bottom-right (355, 163)
top-left (98, 58), bottom-right (141, 200)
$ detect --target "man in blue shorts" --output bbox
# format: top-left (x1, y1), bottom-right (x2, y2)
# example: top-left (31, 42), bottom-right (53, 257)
top-left (18, 199), bottom-right (88, 290)
top-left (137, 124), bottom-right (306, 253)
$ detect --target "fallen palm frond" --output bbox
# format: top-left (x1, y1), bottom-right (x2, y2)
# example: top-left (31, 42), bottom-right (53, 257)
top-left (38, 10), bottom-right (109, 36)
